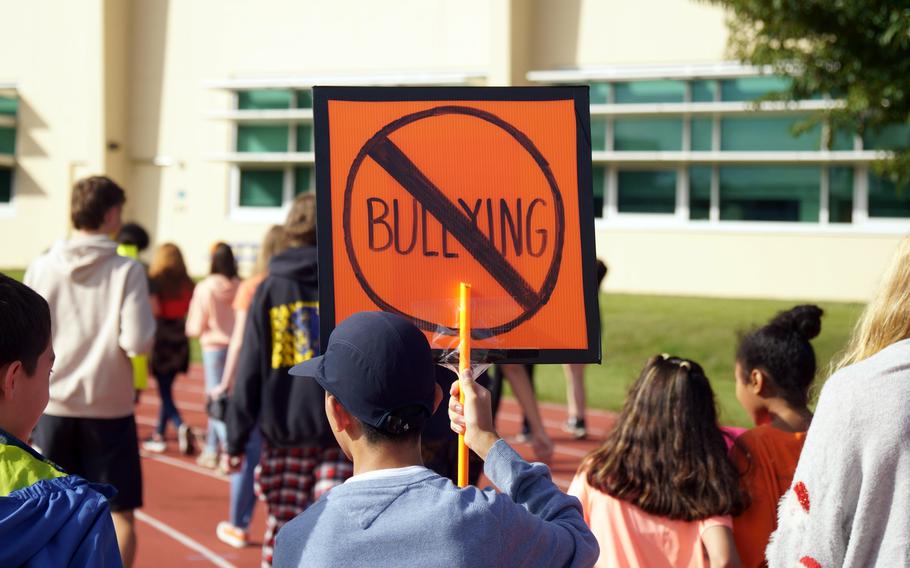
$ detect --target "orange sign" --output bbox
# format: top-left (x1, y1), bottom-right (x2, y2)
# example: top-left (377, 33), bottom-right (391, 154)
top-left (314, 87), bottom-right (599, 363)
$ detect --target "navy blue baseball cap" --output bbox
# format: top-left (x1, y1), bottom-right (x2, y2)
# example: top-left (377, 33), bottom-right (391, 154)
top-left (288, 311), bottom-right (437, 434)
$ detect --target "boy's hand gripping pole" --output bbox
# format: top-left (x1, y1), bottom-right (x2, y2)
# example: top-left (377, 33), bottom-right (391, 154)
top-left (457, 282), bottom-right (471, 488)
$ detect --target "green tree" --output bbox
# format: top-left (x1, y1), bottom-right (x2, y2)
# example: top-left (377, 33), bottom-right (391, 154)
top-left (706, 0), bottom-right (910, 185)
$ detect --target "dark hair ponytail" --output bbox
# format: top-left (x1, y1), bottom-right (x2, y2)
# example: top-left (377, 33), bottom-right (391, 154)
top-left (736, 304), bottom-right (823, 408)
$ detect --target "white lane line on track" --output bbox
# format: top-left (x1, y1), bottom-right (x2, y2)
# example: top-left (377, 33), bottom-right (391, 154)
top-left (135, 510), bottom-right (237, 568)
top-left (139, 449), bottom-right (230, 482)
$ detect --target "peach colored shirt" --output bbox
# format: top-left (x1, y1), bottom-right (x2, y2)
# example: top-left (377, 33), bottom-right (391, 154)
top-left (569, 473), bottom-right (732, 568)
top-left (232, 274), bottom-right (265, 312)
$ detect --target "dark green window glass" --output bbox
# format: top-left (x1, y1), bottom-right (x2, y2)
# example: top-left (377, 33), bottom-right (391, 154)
top-left (236, 125), bottom-right (289, 152)
top-left (869, 172), bottom-right (910, 218)
top-left (294, 166), bottom-right (312, 196)
top-left (0, 97), bottom-right (17, 116)
top-left (591, 117), bottom-right (608, 151)
top-left (863, 123), bottom-right (910, 150)
top-left (296, 124), bottom-right (313, 152)
top-left (719, 166), bottom-right (820, 222)
top-left (239, 169), bottom-right (284, 207)
top-left (617, 170), bottom-right (676, 214)
top-left (0, 127), bottom-right (15, 154)
top-left (237, 90), bottom-right (292, 110)
top-left (592, 165), bottom-right (606, 217)
top-left (721, 76), bottom-right (791, 102)
top-left (590, 83), bottom-right (610, 105)
top-left (689, 166), bottom-right (711, 220)
top-left (614, 81), bottom-right (685, 104)
top-left (691, 80), bottom-right (717, 102)
top-left (829, 128), bottom-right (855, 151)
top-left (828, 167), bottom-right (853, 223)
top-left (691, 117), bottom-right (713, 151)
top-left (720, 116), bottom-right (820, 151)
top-left (0, 167), bottom-right (11, 203)
top-left (295, 90), bottom-right (313, 109)
top-left (614, 118), bottom-right (682, 151)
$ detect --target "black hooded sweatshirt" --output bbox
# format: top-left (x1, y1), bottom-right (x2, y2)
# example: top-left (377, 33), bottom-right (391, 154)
top-left (226, 246), bottom-right (336, 454)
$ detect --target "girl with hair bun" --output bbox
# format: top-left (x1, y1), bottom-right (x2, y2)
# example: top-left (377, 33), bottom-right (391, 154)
top-left (731, 304), bottom-right (823, 567)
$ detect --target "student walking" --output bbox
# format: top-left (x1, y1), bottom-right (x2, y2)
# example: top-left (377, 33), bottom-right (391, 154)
top-left (226, 195), bottom-right (351, 566)
top-left (0, 274), bottom-right (122, 567)
top-left (212, 225), bottom-right (284, 548)
top-left (186, 242), bottom-right (239, 468)
top-left (767, 237), bottom-right (910, 567)
top-left (273, 311), bottom-right (599, 567)
top-left (25, 176), bottom-right (155, 567)
top-left (569, 355), bottom-right (746, 567)
top-left (144, 243), bottom-right (195, 455)
top-left (730, 305), bottom-right (822, 567)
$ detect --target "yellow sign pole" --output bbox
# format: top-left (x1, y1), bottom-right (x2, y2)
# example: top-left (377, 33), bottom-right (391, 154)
top-left (457, 282), bottom-right (471, 488)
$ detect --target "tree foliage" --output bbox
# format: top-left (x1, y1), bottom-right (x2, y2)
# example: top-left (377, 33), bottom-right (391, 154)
top-left (706, 0), bottom-right (910, 185)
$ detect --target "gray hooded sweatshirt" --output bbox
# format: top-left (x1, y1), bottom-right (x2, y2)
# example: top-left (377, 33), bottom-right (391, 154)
top-left (25, 234), bottom-right (155, 418)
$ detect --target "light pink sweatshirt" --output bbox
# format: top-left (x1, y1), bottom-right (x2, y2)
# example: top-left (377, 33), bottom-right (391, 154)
top-left (185, 274), bottom-right (239, 350)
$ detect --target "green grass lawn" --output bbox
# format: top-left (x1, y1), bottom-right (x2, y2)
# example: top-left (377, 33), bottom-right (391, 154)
top-left (3, 267), bottom-right (863, 426)
top-left (531, 293), bottom-right (864, 427)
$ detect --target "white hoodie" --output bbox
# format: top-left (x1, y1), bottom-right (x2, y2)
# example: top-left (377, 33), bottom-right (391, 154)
top-left (24, 234), bottom-right (156, 418)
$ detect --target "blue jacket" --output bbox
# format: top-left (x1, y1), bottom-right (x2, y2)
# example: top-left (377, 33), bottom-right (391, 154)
top-left (0, 428), bottom-right (122, 567)
top-left (273, 439), bottom-right (599, 568)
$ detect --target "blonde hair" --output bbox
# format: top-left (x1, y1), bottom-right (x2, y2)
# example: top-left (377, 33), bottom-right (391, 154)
top-left (836, 234), bottom-right (910, 370)
top-left (254, 225), bottom-right (285, 276)
top-left (283, 193), bottom-right (317, 248)
top-left (149, 242), bottom-right (192, 298)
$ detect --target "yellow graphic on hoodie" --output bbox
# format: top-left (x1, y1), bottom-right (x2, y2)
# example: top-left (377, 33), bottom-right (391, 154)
top-left (270, 301), bottom-right (319, 369)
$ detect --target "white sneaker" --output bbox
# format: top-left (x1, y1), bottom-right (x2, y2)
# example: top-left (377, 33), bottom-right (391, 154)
top-left (178, 424), bottom-right (195, 455)
top-left (216, 521), bottom-right (249, 549)
top-left (142, 438), bottom-right (166, 453)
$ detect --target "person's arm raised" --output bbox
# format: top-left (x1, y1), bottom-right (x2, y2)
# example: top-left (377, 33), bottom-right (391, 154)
top-left (448, 369), bottom-right (599, 568)
top-left (702, 525), bottom-right (741, 568)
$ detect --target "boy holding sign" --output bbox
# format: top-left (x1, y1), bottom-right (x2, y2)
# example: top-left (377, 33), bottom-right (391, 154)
top-left (273, 311), bottom-right (598, 568)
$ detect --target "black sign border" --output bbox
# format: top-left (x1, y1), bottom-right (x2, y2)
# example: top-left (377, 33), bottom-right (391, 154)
top-left (314, 86), bottom-right (600, 364)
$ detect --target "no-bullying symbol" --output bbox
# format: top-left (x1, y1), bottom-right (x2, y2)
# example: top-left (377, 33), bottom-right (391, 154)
top-left (342, 106), bottom-right (566, 338)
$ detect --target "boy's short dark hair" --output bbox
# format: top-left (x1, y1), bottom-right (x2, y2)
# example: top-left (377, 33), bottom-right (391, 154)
top-left (116, 222), bottom-right (150, 251)
top-left (71, 176), bottom-right (126, 230)
top-left (359, 404), bottom-right (427, 445)
top-left (0, 274), bottom-right (51, 375)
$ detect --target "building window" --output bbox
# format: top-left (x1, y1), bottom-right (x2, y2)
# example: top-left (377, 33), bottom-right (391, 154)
top-left (720, 115), bottom-right (821, 151)
top-left (614, 117), bottom-right (682, 151)
top-left (828, 167), bottom-right (853, 223)
top-left (592, 165), bottom-right (605, 217)
top-left (691, 117), bottom-right (713, 151)
top-left (0, 94), bottom-right (17, 204)
top-left (613, 80), bottom-right (685, 104)
top-left (239, 169), bottom-right (284, 208)
top-left (237, 125), bottom-right (288, 152)
top-left (720, 166), bottom-right (820, 222)
top-left (691, 80), bottom-right (717, 102)
top-left (689, 166), bottom-right (711, 220)
top-left (868, 172), bottom-right (910, 218)
top-left (617, 170), bottom-right (677, 214)
top-left (232, 89), bottom-right (314, 211)
top-left (863, 124), bottom-right (910, 151)
top-left (720, 76), bottom-right (791, 102)
top-left (591, 117), bottom-right (608, 151)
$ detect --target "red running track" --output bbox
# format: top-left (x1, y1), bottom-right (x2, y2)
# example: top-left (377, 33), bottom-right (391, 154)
top-left (132, 365), bottom-right (616, 567)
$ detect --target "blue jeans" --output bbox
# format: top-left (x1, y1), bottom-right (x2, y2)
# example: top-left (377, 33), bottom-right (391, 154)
top-left (202, 348), bottom-right (229, 453)
top-left (155, 371), bottom-right (183, 436)
top-left (230, 427), bottom-right (262, 529)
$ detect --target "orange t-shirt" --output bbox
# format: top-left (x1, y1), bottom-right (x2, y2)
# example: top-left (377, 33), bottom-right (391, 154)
top-left (568, 473), bottom-right (733, 568)
top-left (232, 274), bottom-right (265, 312)
top-left (732, 425), bottom-right (807, 568)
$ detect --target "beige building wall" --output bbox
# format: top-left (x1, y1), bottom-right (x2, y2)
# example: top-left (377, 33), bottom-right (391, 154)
top-left (0, 0), bottom-right (902, 303)
top-left (598, 228), bottom-right (898, 301)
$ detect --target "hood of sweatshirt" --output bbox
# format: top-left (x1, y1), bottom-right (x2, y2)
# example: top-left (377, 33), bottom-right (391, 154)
top-left (207, 274), bottom-right (240, 303)
top-left (331, 470), bottom-right (442, 530)
top-left (268, 246), bottom-right (318, 284)
top-left (48, 235), bottom-right (119, 283)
